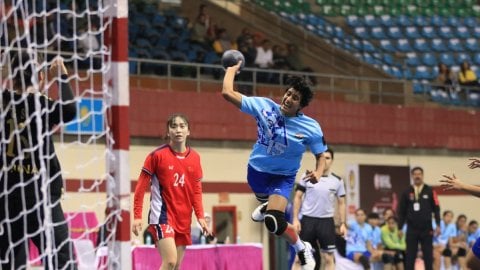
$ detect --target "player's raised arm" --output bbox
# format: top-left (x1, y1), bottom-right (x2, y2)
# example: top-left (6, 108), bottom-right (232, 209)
top-left (221, 61), bottom-right (243, 109)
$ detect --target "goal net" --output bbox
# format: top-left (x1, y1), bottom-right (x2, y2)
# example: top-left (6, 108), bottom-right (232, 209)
top-left (0, 0), bottom-right (129, 269)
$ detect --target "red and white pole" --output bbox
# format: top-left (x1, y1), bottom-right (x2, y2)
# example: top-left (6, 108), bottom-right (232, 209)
top-left (105, 0), bottom-right (130, 268)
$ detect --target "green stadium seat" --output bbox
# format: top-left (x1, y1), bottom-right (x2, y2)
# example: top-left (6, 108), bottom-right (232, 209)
top-left (406, 5), bottom-right (419, 16)
top-left (389, 7), bottom-right (401, 16)
top-left (348, 0), bottom-right (360, 5)
top-left (340, 5), bottom-right (353, 16)
top-left (373, 5), bottom-right (385, 16)
top-left (316, 0), bottom-right (330, 5)
top-left (438, 7), bottom-right (451, 17)
top-left (473, 5), bottom-right (480, 17)
top-left (422, 7), bottom-right (434, 17)
top-left (356, 6), bottom-right (369, 16)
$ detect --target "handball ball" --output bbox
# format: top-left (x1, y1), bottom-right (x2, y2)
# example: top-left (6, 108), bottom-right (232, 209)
top-left (221, 50), bottom-right (245, 72)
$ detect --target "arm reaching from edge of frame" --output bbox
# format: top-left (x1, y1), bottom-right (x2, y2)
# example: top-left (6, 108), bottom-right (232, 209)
top-left (440, 173), bottom-right (480, 198)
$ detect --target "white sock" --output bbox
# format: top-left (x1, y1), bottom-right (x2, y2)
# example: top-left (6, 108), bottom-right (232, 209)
top-left (292, 239), bottom-right (306, 252)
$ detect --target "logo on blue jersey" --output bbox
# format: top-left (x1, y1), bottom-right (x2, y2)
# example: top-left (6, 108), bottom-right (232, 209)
top-left (256, 107), bottom-right (287, 156)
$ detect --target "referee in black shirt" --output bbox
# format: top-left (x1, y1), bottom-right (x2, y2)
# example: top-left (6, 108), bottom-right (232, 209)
top-left (397, 166), bottom-right (441, 270)
top-left (0, 53), bottom-right (77, 269)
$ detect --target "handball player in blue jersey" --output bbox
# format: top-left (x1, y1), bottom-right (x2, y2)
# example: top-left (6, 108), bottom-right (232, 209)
top-left (222, 61), bottom-right (327, 270)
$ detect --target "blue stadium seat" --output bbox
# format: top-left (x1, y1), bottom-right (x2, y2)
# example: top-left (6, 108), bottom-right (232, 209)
top-left (152, 14), bottom-right (166, 29)
top-left (414, 66), bottom-right (432, 80)
top-left (362, 40), bottom-right (376, 52)
top-left (414, 39), bottom-right (430, 52)
top-left (414, 16), bottom-right (428, 27)
top-left (346, 15), bottom-right (362, 27)
top-left (448, 39), bottom-right (464, 52)
top-left (406, 52), bottom-right (420, 66)
top-left (387, 27), bottom-right (403, 39)
top-left (390, 66), bottom-right (403, 79)
top-left (413, 81), bottom-right (428, 94)
top-left (473, 27), bottom-right (480, 39)
top-left (382, 65), bottom-right (392, 75)
top-left (364, 15), bottom-right (379, 27)
top-left (456, 27), bottom-right (470, 39)
top-left (371, 27), bottom-right (386, 39)
top-left (466, 39), bottom-right (480, 52)
top-left (422, 53), bottom-right (438, 66)
top-left (464, 17), bottom-right (477, 28)
top-left (397, 39), bottom-right (413, 52)
top-left (403, 69), bottom-right (413, 80)
top-left (447, 17), bottom-right (460, 28)
top-left (473, 53), bottom-right (480, 65)
top-left (352, 39), bottom-right (363, 51)
top-left (405, 27), bottom-right (421, 39)
top-left (421, 27), bottom-right (437, 39)
top-left (380, 40), bottom-right (396, 53)
top-left (362, 53), bottom-right (378, 65)
top-left (380, 15), bottom-right (394, 27)
top-left (397, 15), bottom-right (412, 27)
top-left (457, 53), bottom-right (472, 65)
top-left (440, 53), bottom-right (455, 66)
top-left (439, 27), bottom-right (454, 39)
top-left (383, 54), bottom-right (394, 65)
top-left (354, 27), bottom-right (370, 39)
top-left (431, 15), bottom-right (445, 27)
top-left (431, 39), bottom-right (447, 52)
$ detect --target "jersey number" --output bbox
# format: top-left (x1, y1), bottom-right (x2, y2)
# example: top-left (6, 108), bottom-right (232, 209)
top-left (173, 173), bottom-right (185, 187)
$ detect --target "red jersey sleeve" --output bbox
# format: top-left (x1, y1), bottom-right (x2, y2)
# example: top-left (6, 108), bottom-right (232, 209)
top-left (133, 153), bottom-right (157, 220)
top-left (191, 152), bottom-right (204, 220)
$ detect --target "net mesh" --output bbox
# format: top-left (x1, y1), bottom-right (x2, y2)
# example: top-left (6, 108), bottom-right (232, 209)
top-left (0, 1), bottom-right (119, 269)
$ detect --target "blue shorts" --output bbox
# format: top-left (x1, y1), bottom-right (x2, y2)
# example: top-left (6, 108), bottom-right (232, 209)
top-left (473, 237), bottom-right (480, 259)
top-left (347, 251), bottom-right (371, 261)
top-left (247, 164), bottom-right (296, 201)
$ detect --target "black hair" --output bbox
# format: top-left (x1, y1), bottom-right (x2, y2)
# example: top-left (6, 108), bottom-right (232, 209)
top-left (355, 208), bottom-right (365, 215)
top-left (325, 148), bottom-right (334, 160)
top-left (285, 76), bottom-right (313, 108)
top-left (10, 51), bottom-right (36, 89)
top-left (410, 166), bottom-right (424, 175)
top-left (367, 213), bottom-right (380, 220)
top-left (386, 216), bottom-right (398, 223)
top-left (165, 113), bottom-right (190, 140)
top-left (443, 210), bottom-right (453, 217)
top-left (469, 220), bottom-right (478, 226)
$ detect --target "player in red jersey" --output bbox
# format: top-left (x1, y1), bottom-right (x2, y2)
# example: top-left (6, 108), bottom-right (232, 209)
top-left (132, 114), bottom-right (210, 270)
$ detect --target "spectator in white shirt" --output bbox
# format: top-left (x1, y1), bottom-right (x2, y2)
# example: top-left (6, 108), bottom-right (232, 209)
top-left (254, 39), bottom-right (273, 68)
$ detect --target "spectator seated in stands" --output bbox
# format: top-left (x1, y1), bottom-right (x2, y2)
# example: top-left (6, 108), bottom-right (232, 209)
top-left (285, 43), bottom-right (316, 85)
top-left (458, 61), bottom-right (480, 93)
top-left (381, 216), bottom-right (405, 270)
top-left (346, 209), bottom-right (373, 269)
top-left (236, 27), bottom-right (252, 49)
top-left (435, 63), bottom-right (458, 95)
top-left (433, 210), bottom-right (457, 270)
top-left (190, 13), bottom-right (213, 50)
top-left (254, 39), bottom-right (274, 83)
top-left (448, 214), bottom-right (469, 269)
top-left (254, 39), bottom-right (273, 69)
top-left (366, 213), bottom-right (386, 267)
top-left (468, 220), bottom-right (480, 248)
top-left (212, 28), bottom-right (237, 56)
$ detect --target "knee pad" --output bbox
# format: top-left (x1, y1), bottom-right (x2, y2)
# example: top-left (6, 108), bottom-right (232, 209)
top-left (264, 210), bottom-right (287, 235)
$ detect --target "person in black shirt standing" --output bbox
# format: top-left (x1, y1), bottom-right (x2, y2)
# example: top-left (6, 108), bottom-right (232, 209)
top-left (0, 52), bottom-right (77, 269)
top-left (397, 166), bottom-right (441, 270)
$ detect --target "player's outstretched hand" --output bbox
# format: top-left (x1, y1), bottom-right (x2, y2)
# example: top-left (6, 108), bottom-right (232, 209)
top-left (440, 173), bottom-right (464, 191)
top-left (468, 158), bottom-right (480, 169)
top-left (49, 57), bottom-right (68, 77)
top-left (225, 60), bottom-right (242, 74)
top-left (339, 223), bottom-right (347, 239)
top-left (198, 218), bottom-right (212, 237)
top-left (303, 170), bottom-right (320, 184)
top-left (132, 219), bottom-right (142, 237)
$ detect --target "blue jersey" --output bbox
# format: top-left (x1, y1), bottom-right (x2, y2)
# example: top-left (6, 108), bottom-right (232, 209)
top-left (346, 220), bottom-right (373, 254)
top-left (468, 228), bottom-right (480, 247)
top-left (241, 96), bottom-right (327, 175)
top-left (370, 226), bottom-right (382, 249)
top-left (434, 220), bottom-right (456, 245)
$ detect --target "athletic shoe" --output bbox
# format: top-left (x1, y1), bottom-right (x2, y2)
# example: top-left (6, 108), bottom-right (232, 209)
top-left (297, 241), bottom-right (315, 270)
top-left (251, 202), bottom-right (268, 222)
